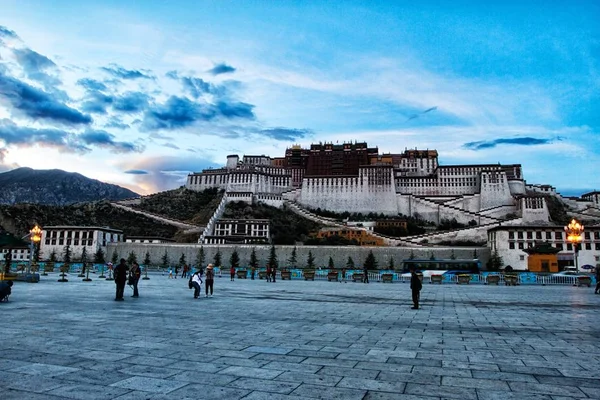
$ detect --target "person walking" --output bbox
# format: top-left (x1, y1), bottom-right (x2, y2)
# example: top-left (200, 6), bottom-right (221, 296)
top-left (341, 267), bottom-right (347, 283)
top-left (230, 266), bottom-right (235, 281)
top-left (251, 266), bottom-right (256, 280)
top-left (174, 265), bottom-right (179, 279)
top-left (182, 264), bottom-right (188, 279)
top-left (272, 265), bottom-right (277, 283)
top-left (266, 265), bottom-right (272, 282)
top-left (363, 266), bottom-right (369, 283)
top-left (410, 267), bottom-right (422, 309)
top-left (129, 262), bottom-right (141, 297)
top-left (205, 264), bottom-right (214, 297)
top-left (595, 267), bottom-right (600, 294)
top-left (191, 270), bottom-right (203, 299)
top-left (114, 258), bottom-right (128, 301)
top-left (168, 267), bottom-right (173, 279)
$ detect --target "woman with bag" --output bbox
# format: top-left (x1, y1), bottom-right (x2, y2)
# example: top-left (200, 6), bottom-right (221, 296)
top-left (191, 270), bottom-right (203, 299)
top-left (129, 262), bottom-right (141, 298)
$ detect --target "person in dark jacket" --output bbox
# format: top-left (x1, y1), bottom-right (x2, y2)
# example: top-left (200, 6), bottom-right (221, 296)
top-left (410, 267), bottom-right (422, 309)
top-left (114, 258), bottom-right (128, 301)
top-left (595, 267), bottom-right (600, 294)
top-left (129, 262), bottom-right (141, 298)
top-left (0, 280), bottom-right (13, 302)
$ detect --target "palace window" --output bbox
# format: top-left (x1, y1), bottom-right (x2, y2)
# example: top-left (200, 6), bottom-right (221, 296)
top-left (545, 232), bottom-right (552, 239)
top-left (555, 231), bottom-right (562, 240)
top-left (585, 243), bottom-right (591, 250)
top-left (527, 232), bottom-right (533, 239)
top-left (509, 242), bottom-right (515, 249)
top-left (517, 232), bottom-right (523, 239)
top-left (536, 232), bottom-right (542, 240)
top-left (555, 244), bottom-right (563, 250)
top-left (518, 242), bottom-right (524, 249)
top-left (508, 232), bottom-right (514, 239)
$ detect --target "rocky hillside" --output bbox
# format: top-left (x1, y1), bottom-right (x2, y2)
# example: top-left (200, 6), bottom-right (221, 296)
top-left (132, 187), bottom-right (223, 225)
top-left (0, 201), bottom-right (179, 239)
top-left (0, 167), bottom-right (139, 206)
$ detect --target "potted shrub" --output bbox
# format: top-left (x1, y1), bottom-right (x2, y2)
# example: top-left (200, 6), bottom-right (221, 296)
top-left (281, 269), bottom-right (291, 280)
top-left (431, 274), bottom-right (443, 284)
top-left (457, 274), bottom-right (471, 284)
top-left (486, 275), bottom-right (500, 285)
top-left (304, 270), bottom-right (316, 281)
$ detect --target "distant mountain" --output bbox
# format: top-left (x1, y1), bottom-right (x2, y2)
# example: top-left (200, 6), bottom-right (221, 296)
top-left (0, 167), bottom-right (139, 206)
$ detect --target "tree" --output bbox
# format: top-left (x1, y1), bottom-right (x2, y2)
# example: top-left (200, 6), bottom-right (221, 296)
top-left (49, 249), bottom-right (58, 262)
top-left (94, 248), bottom-right (105, 264)
top-left (80, 247), bottom-right (89, 264)
top-left (409, 250), bottom-right (415, 260)
top-left (450, 249), bottom-right (456, 260)
top-left (387, 256), bottom-right (395, 270)
top-left (267, 245), bottom-right (278, 269)
top-left (487, 249), bottom-right (503, 271)
top-left (179, 253), bottom-right (186, 267)
top-left (364, 250), bottom-right (377, 270)
top-left (230, 249), bottom-right (240, 269)
top-left (161, 250), bottom-right (169, 267)
top-left (143, 251), bottom-right (151, 267)
top-left (63, 244), bottom-right (72, 264)
top-left (111, 251), bottom-right (119, 265)
top-left (195, 246), bottom-right (205, 268)
top-left (429, 252), bottom-right (436, 260)
top-left (249, 248), bottom-right (258, 269)
top-left (288, 246), bottom-right (297, 268)
top-left (127, 251), bottom-right (138, 265)
top-left (346, 256), bottom-right (355, 269)
top-left (473, 249), bottom-right (478, 259)
top-left (328, 256), bottom-right (334, 269)
top-left (213, 248), bottom-right (222, 268)
top-left (306, 251), bottom-right (315, 269)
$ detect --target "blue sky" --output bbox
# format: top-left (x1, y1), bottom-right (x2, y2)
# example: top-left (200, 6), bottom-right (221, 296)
top-left (0, 0), bottom-right (598, 195)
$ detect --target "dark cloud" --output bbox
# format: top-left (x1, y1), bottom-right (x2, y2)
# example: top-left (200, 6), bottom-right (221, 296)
top-left (463, 137), bottom-right (554, 150)
top-left (79, 130), bottom-right (143, 153)
top-left (112, 91), bottom-right (150, 113)
top-left (208, 63), bottom-right (236, 75)
top-left (101, 64), bottom-right (154, 80)
top-left (141, 96), bottom-right (255, 131)
top-left (12, 48), bottom-right (61, 87)
top-left (165, 70), bottom-right (179, 79)
top-left (104, 117), bottom-right (129, 130)
top-left (0, 119), bottom-right (141, 154)
top-left (181, 77), bottom-right (213, 98)
top-left (0, 26), bottom-right (19, 40)
top-left (80, 90), bottom-right (113, 114)
top-left (0, 69), bottom-right (92, 125)
top-left (162, 142), bottom-right (180, 150)
top-left (124, 169), bottom-right (148, 175)
top-left (76, 78), bottom-right (108, 92)
top-left (259, 127), bottom-right (312, 141)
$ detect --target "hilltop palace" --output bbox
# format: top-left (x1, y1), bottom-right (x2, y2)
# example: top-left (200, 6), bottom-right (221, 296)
top-left (182, 142), bottom-right (600, 270)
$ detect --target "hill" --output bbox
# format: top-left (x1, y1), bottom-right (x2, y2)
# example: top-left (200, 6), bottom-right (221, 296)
top-left (0, 167), bottom-right (139, 206)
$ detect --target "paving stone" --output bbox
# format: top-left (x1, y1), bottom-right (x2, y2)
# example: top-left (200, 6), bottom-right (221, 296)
top-left (220, 366), bottom-right (284, 379)
top-left (167, 383), bottom-right (250, 399)
top-left (412, 365), bottom-right (473, 378)
top-left (110, 376), bottom-right (188, 394)
top-left (46, 382), bottom-right (132, 399)
top-left (244, 346), bottom-right (293, 355)
top-left (118, 364), bottom-right (178, 379)
top-left (9, 362), bottom-right (80, 377)
top-left (476, 389), bottom-right (553, 400)
top-left (275, 371), bottom-right (343, 386)
top-left (317, 365), bottom-right (379, 379)
top-left (229, 377), bottom-right (300, 394)
top-left (263, 361), bottom-right (323, 374)
top-left (509, 382), bottom-right (587, 397)
top-left (291, 383), bottom-right (367, 399)
top-left (404, 383), bottom-right (478, 400)
top-left (337, 376), bottom-right (406, 393)
top-left (442, 376), bottom-right (510, 390)
top-left (472, 369), bottom-right (538, 382)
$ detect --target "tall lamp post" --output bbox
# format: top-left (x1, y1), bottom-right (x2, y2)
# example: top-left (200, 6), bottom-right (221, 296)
top-left (28, 224), bottom-right (42, 274)
top-left (564, 218), bottom-right (584, 273)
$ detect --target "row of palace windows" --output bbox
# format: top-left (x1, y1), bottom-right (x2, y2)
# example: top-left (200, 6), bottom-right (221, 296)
top-left (508, 231), bottom-right (600, 241)
top-left (508, 241), bottom-right (600, 251)
top-left (45, 239), bottom-right (94, 246)
top-left (48, 230), bottom-right (95, 239)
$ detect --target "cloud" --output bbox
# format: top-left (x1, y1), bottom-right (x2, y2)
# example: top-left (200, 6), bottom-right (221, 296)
top-left (124, 169), bottom-right (148, 175)
top-left (112, 91), bottom-right (150, 113)
top-left (0, 69), bottom-right (92, 125)
top-left (76, 78), bottom-right (108, 92)
top-left (141, 96), bottom-right (255, 131)
top-left (258, 127), bottom-right (312, 141)
top-left (0, 26), bottom-right (19, 40)
top-left (162, 142), bottom-right (180, 150)
top-left (78, 130), bottom-right (144, 153)
top-left (104, 117), bottom-right (129, 130)
top-left (0, 119), bottom-right (142, 154)
top-left (181, 76), bottom-right (213, 98)
top-left (80, 90), bottom-right (113, 114)
top-left (101, 64), bottom-right (154, 80)
top-left (208, 63), bottom-right (236, 75)
top-left (12, 47), bottom-right (61, 87)
top-left (462, 137), bottom-right (556, 150)
top-left (165, 70), bottom-right (179, 79)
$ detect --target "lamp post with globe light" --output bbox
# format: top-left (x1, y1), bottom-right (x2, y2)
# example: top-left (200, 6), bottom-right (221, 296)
top-left (564, 218), bottom-right (584, 273)
top-left (28, 224), bottom-right (42, 274)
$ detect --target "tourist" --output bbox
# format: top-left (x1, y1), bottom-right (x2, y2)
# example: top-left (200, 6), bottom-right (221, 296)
top-left (205, 264), bottom-right (214, 297)
top-left (595, 267), bottom-right (600, 294)
top-left (168, 267), bottom-right (173, 279)
top-left (0, 280), bottom-right (13, 302)
top-left (191, 270), bottom-right (203, 298)
top-left (129, 262), bottom-right (141, 297)
top-left (174, 265), bottom-right (179, 279)
top-left (230, 266), bottom-right (235, 281)
top-left (114, 258), bottom-right (128, 301)
top-left (182, 264), bottom-right (189, 279)
top-left (341, 267), bottom-right (347, 283)
top-left (410, 267), bottom-right (422, 309)
top-left (363, 266), bottom-right (369, 283)
top-left (272, 264), bottom-right (277, 283)
top-left (251, 266), bottom-right (256, 280)
top-left (266, 264), bottom-right (272, 282)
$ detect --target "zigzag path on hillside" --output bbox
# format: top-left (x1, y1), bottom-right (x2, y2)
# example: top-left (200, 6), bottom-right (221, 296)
top-left (110, 201), bottom-right (203, 234)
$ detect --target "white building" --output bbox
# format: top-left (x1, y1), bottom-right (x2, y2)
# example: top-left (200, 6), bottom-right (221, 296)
top-left (487, 225), bottom-right (600, 271)
top-left (40, 226), bottom-right (124, 261)
top-left (125, 236), bottom-right (175, 244)
top-left (203, 219), bottom-right (270, 244)
top-left (0, 246), bottom-right (31, 262)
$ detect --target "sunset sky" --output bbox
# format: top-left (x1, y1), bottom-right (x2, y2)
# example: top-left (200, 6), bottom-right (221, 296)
top-left (0, 1), bottom-right (598, 195)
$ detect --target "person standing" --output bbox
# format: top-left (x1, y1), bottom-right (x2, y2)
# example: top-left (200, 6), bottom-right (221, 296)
top-left (168, 267), bottom-right (173, 279)
top-left (595, 267), bottom-right (600, 294)
top-left (251, 266), bottom-right (256, 280)
top-left (230, 266), bottom-right (235, 281)
top-left (174, 265), bottom-right (179, 279)
top-left (205, 264), bottom-right (214, 297)
top-left (114, 258), bottom-right (128, 301)
top-left (410, 267), bottom-right (422, 309)
top-left (129, 262), bottom-right (141, 297)
top-left (363, 266), bottom-right (369, 283)
top-left (181, 264), bottom-right (188, 279)
top-left (341, 267), bottom-right (347, 283)
top-left (191, 270), bottom-right (203, 298)
top-left (272, 265), bottom-right (277, 283)
top-left (266, 265), bottom-right (272, 282)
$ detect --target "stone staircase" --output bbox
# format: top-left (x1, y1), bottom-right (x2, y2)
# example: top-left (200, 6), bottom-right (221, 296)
top-left (199, 194), bottom-right (230, 243)
top-left (109, 202), bottom-right (203, 234)
top-left (413, 195), bottom-right (501, 224)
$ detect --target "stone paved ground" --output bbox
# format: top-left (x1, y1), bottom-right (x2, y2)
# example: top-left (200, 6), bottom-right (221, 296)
top-left (1, 274), bottom-right (599, 399)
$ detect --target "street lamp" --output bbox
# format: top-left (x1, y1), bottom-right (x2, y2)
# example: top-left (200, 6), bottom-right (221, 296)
top-left (564, 218), bottom-right (584, 273)
top-left (28, 224), bottom-right (42, 274)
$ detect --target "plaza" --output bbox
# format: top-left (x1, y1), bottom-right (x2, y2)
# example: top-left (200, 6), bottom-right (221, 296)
top-left (1, 275), bottom-right (599, 399)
